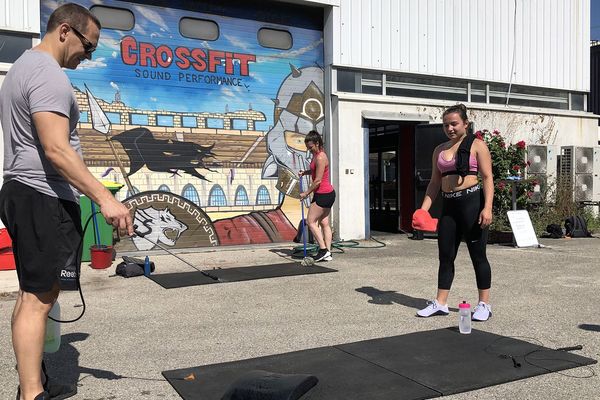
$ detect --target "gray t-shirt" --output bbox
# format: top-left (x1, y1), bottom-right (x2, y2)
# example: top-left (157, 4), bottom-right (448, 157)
top-left (0, 49), bottom-right (82, 202)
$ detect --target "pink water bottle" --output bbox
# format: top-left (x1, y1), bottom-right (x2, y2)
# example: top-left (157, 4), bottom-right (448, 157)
top-left (459, 301), bottom-right (471, 334)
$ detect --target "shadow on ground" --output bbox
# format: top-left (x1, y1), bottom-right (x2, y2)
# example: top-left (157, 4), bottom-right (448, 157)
top-left (45, 333), bottom-right (123, 387)
top-left (356, 286), bottom-right (459, 312)
top-left (578, 324), bottom-right (600, 332)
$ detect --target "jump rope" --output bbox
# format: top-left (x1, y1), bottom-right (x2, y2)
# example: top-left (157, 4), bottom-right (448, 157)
top-left (49, 210), bottom-right (220, 324)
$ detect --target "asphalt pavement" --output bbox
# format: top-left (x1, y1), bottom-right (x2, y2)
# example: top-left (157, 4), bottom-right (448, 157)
top-left (0, 234), bottom-right (598, 399)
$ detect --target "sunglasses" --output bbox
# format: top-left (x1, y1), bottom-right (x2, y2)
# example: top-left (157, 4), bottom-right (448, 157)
top-left (69, 25), bottom-right (96, 55)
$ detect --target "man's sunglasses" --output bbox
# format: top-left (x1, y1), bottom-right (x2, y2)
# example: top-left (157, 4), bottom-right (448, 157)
top-left (69, 25), bottom-right (96, 55)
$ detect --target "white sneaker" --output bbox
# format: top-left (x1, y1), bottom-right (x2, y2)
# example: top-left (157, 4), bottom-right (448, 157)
top-left (315, 249), bottom-right (331, 262)
top-left (323, 254), bottom-right (332, 261)
top-left (416, 300), bottom-right (449, 317)
top-left (472, 302), bottom-right (492, 321)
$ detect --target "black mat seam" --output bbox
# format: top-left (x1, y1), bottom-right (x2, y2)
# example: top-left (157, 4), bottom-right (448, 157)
top-left (332, 345), bottom-right (444, 397)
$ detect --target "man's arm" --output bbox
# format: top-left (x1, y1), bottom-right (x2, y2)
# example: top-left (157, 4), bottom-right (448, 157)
top-left (33, 111), bottom-right (133, 235)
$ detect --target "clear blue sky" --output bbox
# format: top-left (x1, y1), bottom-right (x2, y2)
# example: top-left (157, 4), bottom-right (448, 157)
top-left (593, 0), bottom-right (600, 40)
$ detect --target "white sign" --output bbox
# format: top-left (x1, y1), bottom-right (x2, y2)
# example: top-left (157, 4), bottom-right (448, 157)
top-left (506, 210), bottom-right (539, 248)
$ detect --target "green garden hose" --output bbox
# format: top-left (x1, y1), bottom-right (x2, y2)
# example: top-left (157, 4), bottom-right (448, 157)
top-left (292, 236), bottom-right (386, 258)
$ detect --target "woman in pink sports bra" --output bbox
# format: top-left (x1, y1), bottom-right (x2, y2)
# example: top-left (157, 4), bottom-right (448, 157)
top-left (415, 104), bottom-right (495, 322)
top-left (299, 130), bottom-right (336, 262)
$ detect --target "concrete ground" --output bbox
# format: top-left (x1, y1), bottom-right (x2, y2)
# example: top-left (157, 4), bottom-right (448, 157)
top-left (0, 234), bottom-right (598, 399)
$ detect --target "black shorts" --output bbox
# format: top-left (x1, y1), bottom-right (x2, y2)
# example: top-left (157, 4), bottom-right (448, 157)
top-left (0, 180), bottom-right (82, 293)
top-left (311, 190), bottom-right (336, 209)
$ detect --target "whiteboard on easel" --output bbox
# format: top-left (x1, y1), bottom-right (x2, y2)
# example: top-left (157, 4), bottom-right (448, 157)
top-left (507, 210), bottom-right (539, 248)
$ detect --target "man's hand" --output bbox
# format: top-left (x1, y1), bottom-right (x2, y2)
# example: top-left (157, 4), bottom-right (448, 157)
top-left (99, 197), bottom-right (133, 236)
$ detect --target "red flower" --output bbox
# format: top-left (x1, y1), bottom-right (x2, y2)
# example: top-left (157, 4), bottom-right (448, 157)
top-left (513, 165), bottom-right (521, 171)
top-left (532, 180), bottom-right (539, 186)
top-left (516, 140), bottom-right (526, 149)
top-left (498, 182), bottom-right (506, 190)
top-left (500, 141), bottom-right (506, 148)
top-left (493, 129), bottom-right (500, 135)
top-left (475, 131), bottom-right (483, 140)
top-left (527, 191), bottom-right (533, 198)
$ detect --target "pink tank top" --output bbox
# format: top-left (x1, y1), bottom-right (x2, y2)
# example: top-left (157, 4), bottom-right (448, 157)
top-left (310, 151), bottom-right (334, 194)
top-left (437, 151), bottom-right (478, 175)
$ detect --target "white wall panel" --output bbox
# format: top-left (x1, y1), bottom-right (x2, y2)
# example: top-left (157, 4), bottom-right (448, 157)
top-left (335, 0), bottom-right (591, 91)
top-left (0, 0), bottom-right (39, 33)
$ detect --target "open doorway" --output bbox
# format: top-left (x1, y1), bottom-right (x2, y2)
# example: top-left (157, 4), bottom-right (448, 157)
top-left (367, 121), bottom-right (447, 233)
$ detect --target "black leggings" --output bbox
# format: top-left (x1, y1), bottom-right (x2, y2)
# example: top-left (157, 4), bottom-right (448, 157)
top-left (437, 185), bottom-right (491, 290)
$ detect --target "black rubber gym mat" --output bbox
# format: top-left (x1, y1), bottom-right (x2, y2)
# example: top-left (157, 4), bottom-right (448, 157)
top-left (162, 327), bottom-right (596, 399)
top-left (148, 263), bottom-right (337, 289)
top-left (162, 346), bottom-right (440, 400)
top-left (337, 327), bottom-right (597, 396)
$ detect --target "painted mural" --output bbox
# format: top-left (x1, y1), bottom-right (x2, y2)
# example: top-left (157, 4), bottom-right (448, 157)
top-left (40, 0), bottom-right (324, 250)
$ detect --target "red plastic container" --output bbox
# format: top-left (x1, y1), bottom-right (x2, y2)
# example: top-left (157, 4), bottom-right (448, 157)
top-left (0, 229), bottom-right (15, 271)
top-left (90, 245), bottom-right (113, 269)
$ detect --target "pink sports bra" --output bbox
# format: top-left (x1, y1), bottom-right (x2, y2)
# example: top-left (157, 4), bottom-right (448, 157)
top-left (437, 151), bottom-right (478, 176)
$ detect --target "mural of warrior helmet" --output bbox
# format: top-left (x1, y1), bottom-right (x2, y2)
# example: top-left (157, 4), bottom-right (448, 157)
top-left (262, 65), bottom-right (325, 198)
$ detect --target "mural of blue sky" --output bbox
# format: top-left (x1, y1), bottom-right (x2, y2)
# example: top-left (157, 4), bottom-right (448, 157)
top-left (41, 0), bottom-right (324, 132)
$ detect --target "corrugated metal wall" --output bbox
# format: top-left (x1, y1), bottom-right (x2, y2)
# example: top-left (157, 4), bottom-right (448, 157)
top-left (336, 0), bottom-right (590, 91)
top-left (0, 0), bottom-right (40, 33)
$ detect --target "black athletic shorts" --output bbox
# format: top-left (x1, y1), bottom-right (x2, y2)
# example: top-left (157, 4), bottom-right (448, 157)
top-left (0, 180), bottom-right (82, 293)
top-left (311, 190), bottom-right (336, 209)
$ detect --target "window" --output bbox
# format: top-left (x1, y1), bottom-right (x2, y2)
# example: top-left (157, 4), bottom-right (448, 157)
top-left (181, 185), bottom-right (200, 204)
top-left (570, 93), bottom-right (585, 111)
top-left (0, 32), bottom-right (33, 63)
top-left (362, 72), bottom-right (382, 95)
top-left (157, 115), bottom-right (174, 127)
top-left (182, 116), bottom-right (197, 128)
top-left (470, 83), bottom-right (487, 103)
top-left (386, 73), bottom-right (467, 101)
top-left (234, 186), bottom-right (249, 206)
top-left (157, 184), bottom-right (170, 192)
top-left (106, 112), bottom-right (121, 124)
top-left (207, 118), bottom-right (224, 129)
top-left (256, 185), bottom-right (271, 205)
top-left (337, 69), bottom-right (359, 93)
top-left (182, 184), bottom-right (200, 205)
top-left (126, 186), bottom-right (140, 198)
top-left (180, 17), bottom-right (219, 41)
top-left (208, 185), bottom-right (227, 206)
top-left (79, 111), bottom-right (89, 123)
top-left (90, 6), bottom-right (135, 31)
top-left (232, 119), bottom-right (248, 130)
top-left (130, 114), bottom-right (149, 125)
top-left (258, 28), bottom-right (292, 50)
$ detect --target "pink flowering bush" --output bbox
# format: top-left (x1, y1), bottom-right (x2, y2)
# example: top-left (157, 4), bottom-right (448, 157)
top-left (476, 129), bottom-right (536, 228)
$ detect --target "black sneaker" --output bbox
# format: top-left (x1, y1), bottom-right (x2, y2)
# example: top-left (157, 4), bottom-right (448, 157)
top-left (314, 249), bottom-right (331, 262)
top-left (16, 389), bottom-right (50, 400)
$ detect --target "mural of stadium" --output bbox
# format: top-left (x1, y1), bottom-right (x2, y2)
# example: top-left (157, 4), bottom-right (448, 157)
top-left (41, 0), bottom-right (324, 249)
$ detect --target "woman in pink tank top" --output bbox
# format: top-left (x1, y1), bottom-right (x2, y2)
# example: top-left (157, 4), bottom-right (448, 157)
top-left (415, 104), bottom-right (495, 322)
top-left (299, 130), bottom-right (336, 262)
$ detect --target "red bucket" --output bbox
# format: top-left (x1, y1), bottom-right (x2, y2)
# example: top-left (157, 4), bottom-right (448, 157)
top-left (90, 245), bottom-right (113, 269)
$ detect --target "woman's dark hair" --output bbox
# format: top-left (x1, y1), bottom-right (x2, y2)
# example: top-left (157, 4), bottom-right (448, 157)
top-left (442, 103), bottom-right (468, 121)
top-left (304, 130), bottom-right (324, 148)
top-left (443, 103), bottom-right (472, 134)
top-left (47, 3), bottom-right (101, 34)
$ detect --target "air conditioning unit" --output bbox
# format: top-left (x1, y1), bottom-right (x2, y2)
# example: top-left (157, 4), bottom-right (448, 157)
top-left (559, 146), bottom-right (594, 202)
top-left (526, 145), bottom-right (558, 203)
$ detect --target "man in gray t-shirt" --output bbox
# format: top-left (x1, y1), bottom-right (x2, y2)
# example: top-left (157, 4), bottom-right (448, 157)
top-left (1, 49), bottom-right (83, 202)
top-left (0, 4), bottom-right (133, 400)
